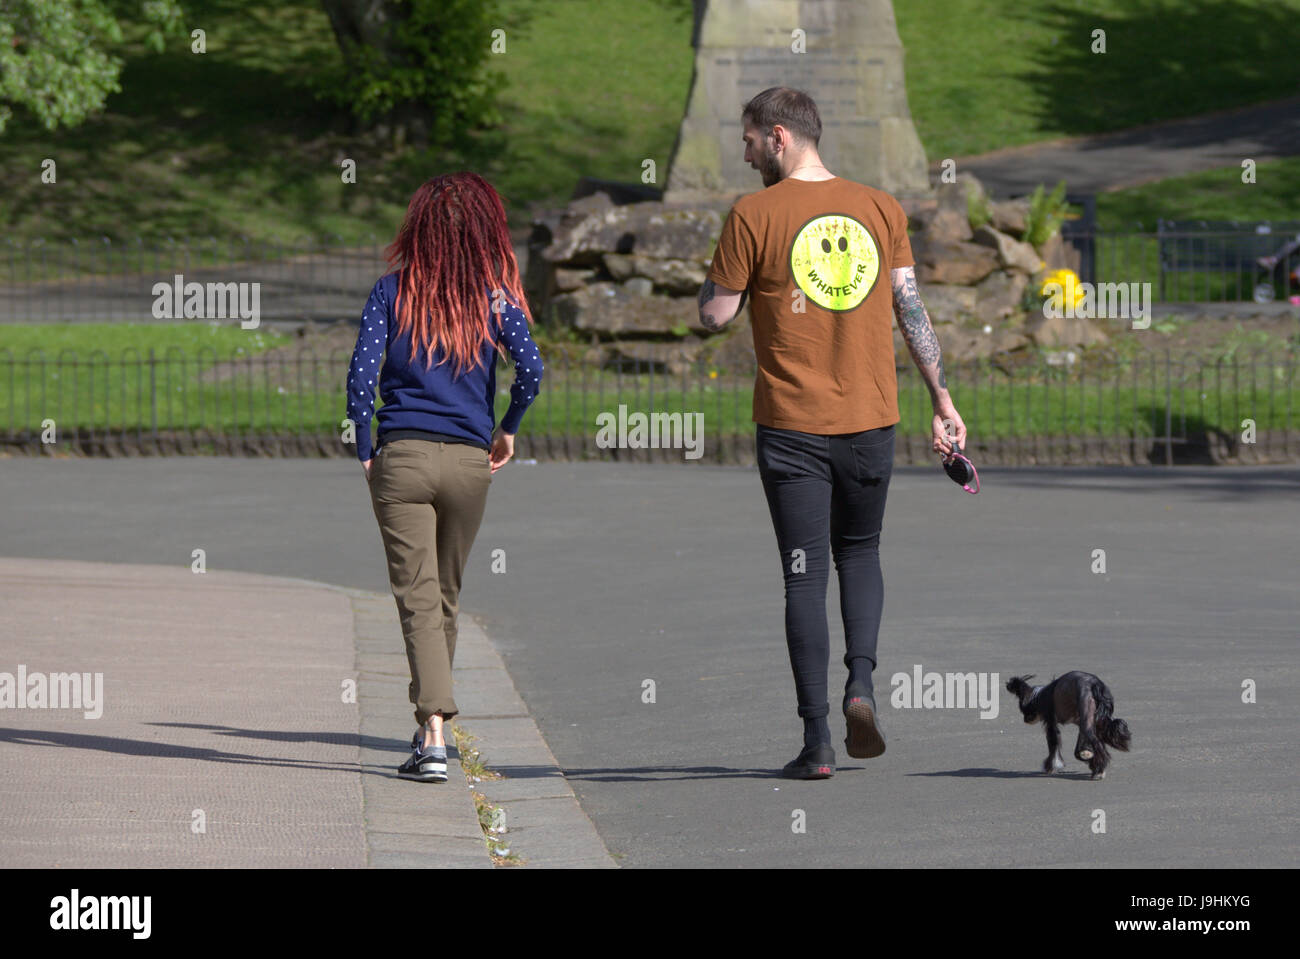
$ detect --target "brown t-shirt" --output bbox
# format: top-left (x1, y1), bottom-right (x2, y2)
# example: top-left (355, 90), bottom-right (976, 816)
top-left (707, 176), bottom-right (913, 434)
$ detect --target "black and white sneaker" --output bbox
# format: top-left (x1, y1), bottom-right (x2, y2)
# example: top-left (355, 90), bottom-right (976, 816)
top-left (399, 738), bottom-right (448, 782)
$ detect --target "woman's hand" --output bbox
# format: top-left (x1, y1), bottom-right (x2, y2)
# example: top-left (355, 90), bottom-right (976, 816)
top-left (489, 429), bottom-right (514, 473)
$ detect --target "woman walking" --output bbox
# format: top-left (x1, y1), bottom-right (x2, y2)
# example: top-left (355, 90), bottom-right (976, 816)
top-left (346, 172), bottom-right (543, 782)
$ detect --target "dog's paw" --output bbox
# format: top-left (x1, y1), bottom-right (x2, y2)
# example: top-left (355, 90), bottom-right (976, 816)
top-left (1042, 758), bottom-right (1063, 774)
top-left (1091, 770), bottom-right (1106, 780)
top-left (1078, 748), bottom-right (1094, 760)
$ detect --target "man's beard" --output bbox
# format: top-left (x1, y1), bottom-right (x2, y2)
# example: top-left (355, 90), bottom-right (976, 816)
top-left (757, 149), bottom-right (782, 186)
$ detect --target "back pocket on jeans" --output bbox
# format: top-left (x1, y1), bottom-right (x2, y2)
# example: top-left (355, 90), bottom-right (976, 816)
top-left (850, 430), bottom-right (894, 485)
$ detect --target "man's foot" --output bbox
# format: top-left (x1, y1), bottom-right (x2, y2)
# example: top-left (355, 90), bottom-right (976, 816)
top-left (399, 741), bottom-right (448, 782)
top-left (843, 684), bottom-right (886, 759)
top-left (781, 742), bottom-right (836, 779)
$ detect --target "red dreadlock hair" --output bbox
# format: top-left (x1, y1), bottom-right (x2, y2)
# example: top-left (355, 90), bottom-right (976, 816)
top-left (384, 172), bottom-right (533, 376)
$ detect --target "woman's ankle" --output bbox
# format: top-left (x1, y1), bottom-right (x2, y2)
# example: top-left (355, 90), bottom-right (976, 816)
top-left (421, 717), bottom-right (445, 748)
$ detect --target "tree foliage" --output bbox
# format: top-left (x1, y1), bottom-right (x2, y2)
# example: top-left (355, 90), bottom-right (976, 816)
top-left (318, 0), bottom-right (507, 144)
top-left (0, 0), bottom-right (185, 134)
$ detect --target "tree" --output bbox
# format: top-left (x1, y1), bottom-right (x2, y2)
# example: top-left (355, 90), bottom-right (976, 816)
top-left (0, 0), bottom-right (184, 134)
top-left (317, 0), bottom-right (507, 146)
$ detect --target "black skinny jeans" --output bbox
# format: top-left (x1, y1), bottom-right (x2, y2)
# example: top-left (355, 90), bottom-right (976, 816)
top-left (755, 422), bottom-right (895, 721)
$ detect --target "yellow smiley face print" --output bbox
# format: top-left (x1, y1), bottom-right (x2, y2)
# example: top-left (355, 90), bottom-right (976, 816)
top-left (789, 213), bottom-right (881, 312)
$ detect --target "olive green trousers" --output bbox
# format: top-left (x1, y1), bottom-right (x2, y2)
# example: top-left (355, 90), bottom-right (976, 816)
top-left (367, 439), bottom-right (492, 726)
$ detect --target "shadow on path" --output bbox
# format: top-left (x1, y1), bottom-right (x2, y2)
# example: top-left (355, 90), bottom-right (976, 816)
top-left (0, 726), bottom-right (445, 775)
top-left (969, 466), bottom-right (1300, 501)
top-left (148, 721), bottom-right (433, 756)
top-left (556, 764), bottom-right (878, 782)
top-left (909, 766), bottom-right (1094, 781)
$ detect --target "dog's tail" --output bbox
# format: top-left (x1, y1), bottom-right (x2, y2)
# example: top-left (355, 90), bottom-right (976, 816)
top-left (1092, 678), bottom-right (1132, 751)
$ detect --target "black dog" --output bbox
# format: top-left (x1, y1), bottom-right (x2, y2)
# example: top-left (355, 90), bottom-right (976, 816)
top-left (1006, 672), bottom-right (1131, 779)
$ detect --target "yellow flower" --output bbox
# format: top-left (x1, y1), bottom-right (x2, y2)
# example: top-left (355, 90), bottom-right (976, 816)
top-left (1039, 268), bottom-right (1084, 311)
top-left (709, 369), bottom-right (718, 379)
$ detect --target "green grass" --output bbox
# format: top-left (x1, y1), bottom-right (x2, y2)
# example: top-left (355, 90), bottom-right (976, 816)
top-left (2, 345), bottom-right (1294, 443)
top-left (910, 362), bottom-right (1298, 439)
top-left (467, 0), bottom-right (694, 218)
top-left (2, 2), bottom-right (394, 245)
top-left (0, 0), bottom-right (695, 245)
top-left (1097, 157), bottom-right (1300, 229)
top-left (1070, 157), bottom-right (1300, 300)
top-left (1078, 233), bottom-right (1277, 303)
top-left (0, 321), bottom-right (291, 359)
top-left (2, 0), bottom-right (1297, 245)
top-left (896, 0), bottom-right (1300, 158)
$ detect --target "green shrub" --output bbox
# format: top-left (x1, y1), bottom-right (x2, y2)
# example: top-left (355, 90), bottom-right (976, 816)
top-left (1024, 180), bottom-right (1070, 248)
top-left (966, 183), bottom-right (993, 230)
top-left (315, 0), bottom-right (507, 144)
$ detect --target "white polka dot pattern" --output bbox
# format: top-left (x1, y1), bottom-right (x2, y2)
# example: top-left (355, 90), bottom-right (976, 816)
top-left (345, 275), bottom-right (544, 461)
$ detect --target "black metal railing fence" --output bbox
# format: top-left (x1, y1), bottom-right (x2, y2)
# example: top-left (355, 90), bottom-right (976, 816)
top-left (1, 345), bottom-right (1294, 466)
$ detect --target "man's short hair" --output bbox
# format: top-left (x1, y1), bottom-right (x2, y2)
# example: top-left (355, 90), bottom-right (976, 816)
top-left (742, 87), bottom-right (822, 147)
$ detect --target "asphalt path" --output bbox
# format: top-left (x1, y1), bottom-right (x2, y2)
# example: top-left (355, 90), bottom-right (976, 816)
top-left (1, 457), bottom-right (1296, 867)
top-left (934, 96), bottom-right (1300, 197)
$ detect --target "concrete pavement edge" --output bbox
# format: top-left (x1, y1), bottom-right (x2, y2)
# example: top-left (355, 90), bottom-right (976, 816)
top-left (324, 576), bottom-right (617, 869)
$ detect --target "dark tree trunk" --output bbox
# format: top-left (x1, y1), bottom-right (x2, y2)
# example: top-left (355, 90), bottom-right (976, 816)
top-left (319, 0), bottom-right (431, 146)
top-left (319, 0), bottom-right (403, 59)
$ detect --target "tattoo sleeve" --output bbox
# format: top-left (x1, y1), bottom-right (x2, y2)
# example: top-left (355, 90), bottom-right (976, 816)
top-left (891, 266), bottom-right (948, 401)
top-left (699, 278), bottom-right (747, 332)
top-left (697, 279), bottom-right (724, 332)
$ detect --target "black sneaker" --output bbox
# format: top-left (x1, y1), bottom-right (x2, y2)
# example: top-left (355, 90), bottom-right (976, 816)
top-left (781, 742), bottom-right (836, 779)
top-left (399, 739), bottom-right (448, 782)
top-left (843, 683), bottom-right (886, 759)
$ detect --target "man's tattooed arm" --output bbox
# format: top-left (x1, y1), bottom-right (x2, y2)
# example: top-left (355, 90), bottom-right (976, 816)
top-left (698, 280), bottom-right (722, 332)
top-left (698, 278), bottom-right (746, 332)
top-left (891, 266), bottom-right (949, 402)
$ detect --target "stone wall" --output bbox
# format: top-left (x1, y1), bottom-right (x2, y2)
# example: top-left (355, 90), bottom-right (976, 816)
top-left (525, 186), bottom-right (755, 375)
top-left (899, 172), bottom-right (1104, 364)
top-left (525, 171), bottom-right (1104, 374)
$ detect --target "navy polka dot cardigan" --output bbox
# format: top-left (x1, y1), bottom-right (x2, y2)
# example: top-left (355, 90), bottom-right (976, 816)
top-left (345, 271), bottom-right (544, 462)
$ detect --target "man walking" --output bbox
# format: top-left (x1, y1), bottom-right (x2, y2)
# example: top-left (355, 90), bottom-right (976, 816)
top-left (698, 86), bottom-right (968, 779)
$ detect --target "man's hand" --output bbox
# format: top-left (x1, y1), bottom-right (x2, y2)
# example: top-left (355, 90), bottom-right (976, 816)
top-left (362, 458), bottom-right (372, 478)
top-left (489, 428), bottom-right (514, 473)
top-left (697, 278), bottom-right (746, 332)
top-left (932, 404), bottom-right (967, 456)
